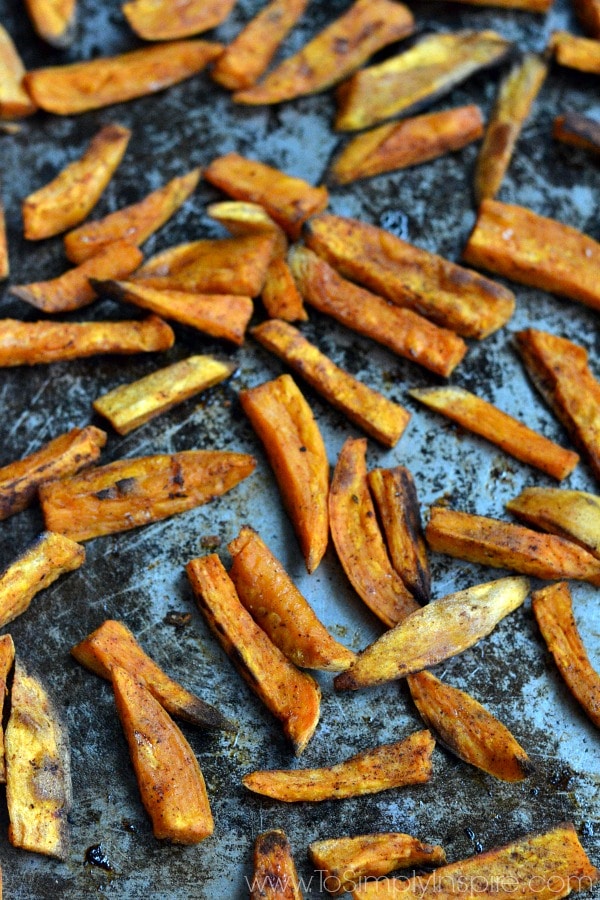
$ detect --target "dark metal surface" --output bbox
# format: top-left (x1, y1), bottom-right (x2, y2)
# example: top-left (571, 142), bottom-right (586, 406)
top-left (0, 0), bottom-right (598, 896)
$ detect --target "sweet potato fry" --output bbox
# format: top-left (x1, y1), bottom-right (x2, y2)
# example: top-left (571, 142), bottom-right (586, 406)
top-left (0, 24), bottom-right (37, 118)
top-left (334, 576), bottom-right (529, 692)
top-left (24, 40), bottom-right (223, 115)
top-left (335, 30), bottom-right (511, 132)
top-left (574, 0), bottom-right (600, 37)
top-left (550, 31), bottom-right (600, 74)
top-left (204, 153), bottom-right (328, 240)
top-left (228, 526), bottom-right (355, 671)
top-left (475, 53), bottom-right (547, 204)
top-left (0, 198), bottom-right (8, 281)
top-left (123, 0), bottom-right (236, 40)
top-left (289, 246), bottom-right (467, 378)
top-left (0, 635), bottom-right (15, 783)
top-left (233, 0), bottom-right (414, 105)
top-left (206, 201), bottom-right (288, 258)
top-left (24, 0), bottom-right (76, 48)
top-left (553, 112), bottom-right (600, 154)
top-left (186, 554), bottom-right (320, 754)
top-left (239, 375), bottom-right (329, 573)
top-left (5, 658), bottom-right (72, 859)
top-left (304, 214), bottom-right (515, 340)
top-left (532, 582), bottom-right (600, 729)
top-left (409, 385), bottom-right (579, 480)
top-left (463, 201), bottom-right (600, 311)
top-left (262, 257), bottom-right (308, 323)
top-left (507, 487), bottom-right (600, 558)
top-left (331, 105), bottom-right (485, 185)
top-left (64, 168), bottom-right (200, 264)
top-left (251, 320), bottom-right (411, 447)
top-left (330, 439), bottom-right (418, 629)
top-left (22, 124), bottom-right (131, 241)
top-left (250, 829), bottom-right (303, 900)
top-left (93, 354), bottom-right (236, 435)
top-left (40, 449), bottom-right (255, 542)
top-left (242, 730), bottom-right (434, 802)
top-left (430, 0), bottom-right (552, 10)
top-left (425, 507), bottom-right (600, 585)
top-left (111, 665), bottom-right (214, 843)
top-left (0, 315), bottom-right (174, 367)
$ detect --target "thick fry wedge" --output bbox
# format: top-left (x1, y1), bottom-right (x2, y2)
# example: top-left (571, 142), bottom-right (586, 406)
top-left (0, 315), bottom-right (174, 367)
top-left (5, 658), bottom-right (72, 859)
top-left (0, 198), bottom-right (8, 281)
top-left (24, 41), bottom-right (223, 115)
top-left (553, 112), bottom-right (600, 154)
top-left (262, 257), bottom-right (307, 323)
top-left (330, 439), bottom-right (418, 629)
top-left (250, 829), bottom-right (303, 900)
top-left (206, 201), bottom-right (288, 258)
top-left (335, 30), bottom-right (511, 132)
top-left (40, 450), bottom-right (255, 542)
top-left (289, 246), bottom-right (466, 378)
top-left (123, 0), bottom-right (236, 40)
top-left (228, 527), bottom-right (355, 671)
top-left (234, 0), bottom-right (415, 105)
top-left (507, 487), bottom-right (600, 558)
top-left (204, 153), bottom-right (328, 240)
top-left (252, 320), bottom-right (411, 447)
top-left (0, 24), bottom-right (37, 118)
top-left (0, 635), bottom-right (15, 784)
top-left (550, 31), bottom-right (600, 74)
top-left (532, 582), bottom-right (600, 729)
top-left (24, 0), bottom-right (76, 48)
top-left (186, 554), bottom-right (320, 754)
top-left (243, 729), bottom-right (434, 802)
top-left (304, 214), bottom-right (514, 340)
top-left (64, 168), bottom-right (200, 264)
top-left (575, 0), bottom-right (600, 36)
top-left (111, 665), bottom-right (214, 843)
top-left (409, 385), bottom-right (579, 480)
top-left (239, 375), bottom-right (329, 573)
top-left (334, 577), bottom-right (529, 692)
top-left (23, 124), bottom-right (131, 241)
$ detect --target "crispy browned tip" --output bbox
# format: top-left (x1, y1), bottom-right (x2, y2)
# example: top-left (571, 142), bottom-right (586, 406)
top-left (0, 24), bottom-right (37, 118)
top-left (507, 487), bottom-right (600, 558)
top-left (550, 30), bottom-right (600, 73)
top-left (250, 829), bottom-right (303, 900)
top-left (574, 0), bottom-right (600, 37)
top-left (24, 0), bottom-right (76, 48)
top-left (123, 0), bottom-right (236, 40)
top-left (0, 635), bottom-right (15, 783)
top-left (553, 112), bottom-right (600, 154)
top-left (262, 257), bottom-right (308, 323)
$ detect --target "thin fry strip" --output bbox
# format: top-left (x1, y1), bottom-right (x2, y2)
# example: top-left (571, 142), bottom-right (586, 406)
top-left (553, 113), bottom-right (600, 154)
top-left (507, 487), bottom-right (600, 558)
top-left (250, 829), bottom-right (303, 900)
top-left (0, 635), bottom-right (15, 783)
top-left (24, 0), bottom-right (76, 48)
top-left (206, 201), bottom-right (288, 258)
top-left (0, 197), bottom-right (8, 281)
top-left (262, 257), bottom-right (308, 323)
top-left (550, 31), bottom-right (600, 74)
top-left (123, 0), bottom-right (236, 41)
top-left (252, 320), bottom-right (411, 447)
top-left (574, 0), bottom-right (600, 37)
top-left (0, 24), bottom-right (37, 118)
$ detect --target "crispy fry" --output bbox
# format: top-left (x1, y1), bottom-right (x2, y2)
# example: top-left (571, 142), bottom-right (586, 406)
top-left (24, 40), bottom-right (223, 115)
top-left (409, 385), bottom-right (579, 480)
top-left (186, 554), bottom-right (320, 754)
top-left (123, 0), bottom-right (236, 41)
top-left (5, 658), bottom-right (72, 859)
top-left (304, 214), bottom-right (515, 339)
top-left (262, 257), bottom-right (308, 323)
top-left (234, 0), bottom-right (415, 105)
top-left (242, 730), bottom-right (434, 802)
top-left (111, 665), bottom-right (214, 843)
top-left (0, 197), bottom-right (7, 281)
top-left (430, 0), bottom-right (552, 10)
top-left (239, 375), bottom-right (329, 573)
top-left (334, 577), bottom-right (529, 692)
top-left (289, 246), bottom-right (467, 377)
top-left (206, 201), bottom-right (288, 258)
top-left (532, 582), bottom-right (600, 729)
top-left (550, 30), bottom-right (600, 74)
top-left (93, 354), bottom-right (236, 435)
top-left (0, 635), bottom-right (15, 783)
top-left (22, 124), bottom-right (131, 240)
top-left (574, 0), bottom-right (600, 37)
top-left (553, 112), bottom-right (600, 154)
top-left (250, 829), bottom-right (303, 900)
top-left (40, 450), bottom-right (255, 542)
top-left (24, 0), bottom-right (76, 48)
top-left (507, 487), bottom-right (600, 558)
top-left (335, 30), bottom-right (511, 132)
top-left (252, 320), bottom-right (411, 447)
top-left (0, 24), bottom-right (37, 118)
top-left (228, 526), bottom-right (355, 671)
top-left (330, 439), bottom-right (418, 629)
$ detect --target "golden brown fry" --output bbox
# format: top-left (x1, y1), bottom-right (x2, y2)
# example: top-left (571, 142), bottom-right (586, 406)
top-left (64, 168), bottom-right (200, 264)
top-left (0, 197), bottom-right (7, 281)
top-left (553, 112), bottom-right (600, 154)
top-left (430, 0), bottom-right (552, 10)
top-left (334, 576), bottom-right (529, 692)
top-left (574, 0), bottom-right (600, 37)
top-left (409, 385), bottom-right (579, 481)
top-left (252, 320), bottom-right (411, 447)
top-left (335, 30), bottom-right (511, 132)
top-left (239, 375), bottom-right (329, 573)
top-left (186, 554), bottom-right (320, 755)
top-left (228, 526), bottom-right (355, 671)
top-left (289, 246), bottom-right (467, 377)
top-left (234, 0), bottom-right (414, 105)
top-left (23, 124), bottom-right (131, 240)
top-left (0, 635), bottom-right (15, 784)
top-left (262, 257), bottom-right (308, 323)
top-left (507, 487), bottom-right (600, 558)
top-left (0, 24), bottom-right (37, 118)
top-left (5, 658), bottom-right (72, 859)
top-left (24, 40), bottom-right (223, 115)
top-left (123, 0), bottom-right (236, 41)
top-left (532, 582), bottom-right (600, 729)
top-left (24, 0), bottom-right (76, 48)
top-left (0, 315), bottom-right (174, 367)
top-left (40, 449), bottom-right (255, 542)
top-left (206, 201), bottom-right (288, 258)
top-left (93, 354), bottom-right (236, 435)
top-left (250, 829), bottom-right (303, 900)
top-left (304, 214), bottom-right (514, 340)
top-left (111, 665), bottom-right (214, 843)
top-left (550, 30), bottom-right (600, 74)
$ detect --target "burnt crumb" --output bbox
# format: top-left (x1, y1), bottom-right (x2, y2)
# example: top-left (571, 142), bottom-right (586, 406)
top-left (164, 611), bottom-right (192, 629)
top-left (548, 764), bottom-right (576, 791)
top-left (201, 535), bottom-right (222, 550)
top-left (121, 819), bottom-right (137, 833)
top-left (84, 843), bottom-right (114, 872)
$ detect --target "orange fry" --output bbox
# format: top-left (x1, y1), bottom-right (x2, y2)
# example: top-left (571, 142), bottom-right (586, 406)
top-left (250, 829), bottom-right (303, 900)
top-left (574, 0), bottom-right (600, 37)
top-left (430, 0), bottom-right (552, 10)
top-left (0, 635), bottom-right (15, 783)
top-left (206, 201), bottom-right (288, 258)
top-left (0, 197), bottom-right (7, 281)
top-left (123, 0), bottom-right (236, 41)
top-left (262, 257), bottom-right (307, 323)
top-left (550, 30), bottom-right (600, 74)
top-left (24, 0), bottom-right (76, 48)
top-left (507, 487), bottom-right (600, 558)
top-left (553, 112), bottom-right (600, 154)
top-left (0, 24), bottom-right (37, 118)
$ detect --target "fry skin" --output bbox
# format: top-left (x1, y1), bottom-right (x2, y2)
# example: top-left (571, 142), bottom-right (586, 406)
top-left (262, 257), bottom-right (308, 323)
top-left (430, 0), bottom-right (552, 10)
top-left (550, 31), bottom-right (600, 74)
top-left (0, 197), bottom-right (7, 280)
top-left (0, 24), bottom-right (37, 118)
top-left (507, 487), bottom-right (600, 558)
top-left (206, 201), bottom-right (288, 258)
top-left (553, 113), bottom-right (600, 154)
top-left (123, 0), bottom-right (236, 41)
top-left (574, 0), bottom-right (600, 37)
top-left (24, 0), bottom-right (76, 48)
top-left (250, 829), bottom-right (303, 900)
top-left (0, 635), bottom-right (15, 783)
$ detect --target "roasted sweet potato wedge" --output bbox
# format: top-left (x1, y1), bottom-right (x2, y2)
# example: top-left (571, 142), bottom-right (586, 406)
top-left (0, 198), bottom-right (7, 280)
top-left (553, 112), bottom-right (600, 154)
top-left (574, 0), bottom-right (600, 37)
top-left (234, 0), bottom-right (414, 105)
top-left (251, 320), bottom-right (411, 447)
top-left (507, 487), bottom-right (600, 558)
top-left (123, 0), bottom-right (236, 40)
top-left (186, 554), bottom-right (320, 754)
top-left (0, 24), bottom-right (37, 118)
top-left (228, 526), bottom-right (355, 671)
top-left (550, 31), bottom-right (600, 74)
top-left (40, 449), bottom-right (255, 542)
top-left (409, 385), bottom-right (579, 480)
top-left (239, 374), bottom-right (329, 573)
top-left (430, 0), bottom-right (552, 10)
top-left (250, 829), bottom-right (303, 900)
top-left (0, 635), bottom-right (15, 783)
top-left (24, 0), bottom-right (76, 48)
top-left (206, 201), bottom-right (288, 258)
top-left (304, 214), bottom-right (515, 340)
top-left (262, 257), bottom-right (307, 323)
top-left (242, 729), bottom-right (434, 802)
top-left (5, 658), bottom-right (72, 859)
top-left (334, 577), bottom-right (529, 692)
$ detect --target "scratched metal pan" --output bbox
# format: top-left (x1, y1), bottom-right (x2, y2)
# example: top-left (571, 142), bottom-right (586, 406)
top-left (0, 0), bottom-right (598, 896)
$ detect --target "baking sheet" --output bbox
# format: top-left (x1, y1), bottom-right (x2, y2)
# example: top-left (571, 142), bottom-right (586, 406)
top-left (0, 0), bottom-right (599, 896)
